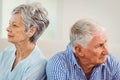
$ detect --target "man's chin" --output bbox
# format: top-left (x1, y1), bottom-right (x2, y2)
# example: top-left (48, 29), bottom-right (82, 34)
top-left (99, 58), bottom-right (107, 64)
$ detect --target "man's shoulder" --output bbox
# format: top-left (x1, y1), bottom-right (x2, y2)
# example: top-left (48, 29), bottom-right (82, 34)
top-left (49, 51), bottom-right (67, 63)
top-left (103, 54), bottom-right (120, 77)
top-left (46, 51), bottom-right (70, 79)
top-left (105, 54), bottom-right (120, 71)
top-left (106, 54), bottom-right (120, 64)
top-left (47, 51), bottom-right (68, 68)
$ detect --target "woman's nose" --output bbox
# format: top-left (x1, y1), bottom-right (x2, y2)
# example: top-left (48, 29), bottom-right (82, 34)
top-left (6, 25), bottom-right (12, 32)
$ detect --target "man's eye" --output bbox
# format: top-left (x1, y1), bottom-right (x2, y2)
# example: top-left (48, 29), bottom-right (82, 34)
top-left (95, 44), bottom-right (103, 48)
top-left (99, 44), bottom-right (103, 47)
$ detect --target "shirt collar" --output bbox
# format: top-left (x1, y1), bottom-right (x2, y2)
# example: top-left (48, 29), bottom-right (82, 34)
top-left (66, 43), bottom-right (80, 67)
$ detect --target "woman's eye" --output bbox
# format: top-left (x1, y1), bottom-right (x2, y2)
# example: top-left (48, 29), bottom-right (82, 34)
top-left (13, 24), bottom-right (18, 27)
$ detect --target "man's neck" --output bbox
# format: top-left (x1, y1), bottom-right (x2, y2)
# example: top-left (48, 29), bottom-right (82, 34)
top-left (76, 57), bottom-right (95, 80)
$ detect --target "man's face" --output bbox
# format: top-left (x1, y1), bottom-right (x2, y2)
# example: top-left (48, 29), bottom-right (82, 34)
top-left (82, 32), bottom-right (109, 65)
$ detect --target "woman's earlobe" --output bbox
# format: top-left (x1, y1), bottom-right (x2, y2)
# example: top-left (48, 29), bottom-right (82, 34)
top-left (28, 26), bottom-right (36, 37)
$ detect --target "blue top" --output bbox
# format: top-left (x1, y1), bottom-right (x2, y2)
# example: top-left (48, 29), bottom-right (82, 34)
top-left (46, 43), bottom-right (120, 80)
top-left (0, 45), bottom-right (47, 80)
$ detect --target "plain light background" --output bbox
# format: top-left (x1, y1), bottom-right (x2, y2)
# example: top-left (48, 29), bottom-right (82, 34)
top-left (61, 0), bottom-right (120, 59)
top-left (0, 0), bottom-right (120, 59)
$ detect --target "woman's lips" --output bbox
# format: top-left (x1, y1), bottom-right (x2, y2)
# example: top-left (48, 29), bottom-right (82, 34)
top-left (8, 35), bottom-right (13, 38)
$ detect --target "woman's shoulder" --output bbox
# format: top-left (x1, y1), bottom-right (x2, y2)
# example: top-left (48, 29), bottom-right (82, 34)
top-left (27, 45), bottom-right (47, 64)
top-left (0, 45), bottom-right (15, 56)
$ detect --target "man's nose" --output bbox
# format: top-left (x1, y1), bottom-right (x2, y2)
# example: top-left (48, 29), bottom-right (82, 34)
top-left (103, 44), bottom-right (109, 55)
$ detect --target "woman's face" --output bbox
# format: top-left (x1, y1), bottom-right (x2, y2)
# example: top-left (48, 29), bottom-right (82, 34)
top-left (6, 13), bottom-right (29, 44)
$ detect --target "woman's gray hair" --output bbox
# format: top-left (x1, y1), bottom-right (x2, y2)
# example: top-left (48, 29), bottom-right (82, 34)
top-left (70, 19), bottom-right (105, 48)
top-left (12, 2), bottom-right (49, 43)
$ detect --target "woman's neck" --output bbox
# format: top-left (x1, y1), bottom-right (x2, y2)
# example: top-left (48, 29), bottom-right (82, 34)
top-left (11, 41), bottom-right (35, 71)
top-left (15, 41), bottom-right (35, 59)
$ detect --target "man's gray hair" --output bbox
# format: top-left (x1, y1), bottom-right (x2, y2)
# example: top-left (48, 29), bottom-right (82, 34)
top-left (12, 2), bottom-right (49, 43)
top-left (70, 19), bottom-right (105, 47)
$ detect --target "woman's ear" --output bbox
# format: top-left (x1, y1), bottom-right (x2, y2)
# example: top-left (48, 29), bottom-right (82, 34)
top-left (74, 45), bottom-right (84, 57)
top-left (27, 26), bottom-right (36, 37)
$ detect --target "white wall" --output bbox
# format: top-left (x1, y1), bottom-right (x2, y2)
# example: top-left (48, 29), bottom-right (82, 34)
top-left (60, 0), bottom-right (120, 59)
top-left (0, 39), bottom-right (67, 59)
top-left (1, 0), bottom-right (120, 59)
top-left (1, 0), bottom-right (60, 40)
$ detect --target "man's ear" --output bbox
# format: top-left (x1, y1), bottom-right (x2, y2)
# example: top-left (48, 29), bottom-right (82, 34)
top-left (74, 45), bottom-right (84, 57)
top-left (27, 26), bottom-right (36, 37)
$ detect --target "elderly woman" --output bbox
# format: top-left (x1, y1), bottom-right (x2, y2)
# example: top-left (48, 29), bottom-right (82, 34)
top-left (0, 2), bottom-right (49, 80)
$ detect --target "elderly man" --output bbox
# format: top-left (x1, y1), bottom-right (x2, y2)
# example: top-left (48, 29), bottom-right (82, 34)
top-left (46, 19), bottom-right (120, 80)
